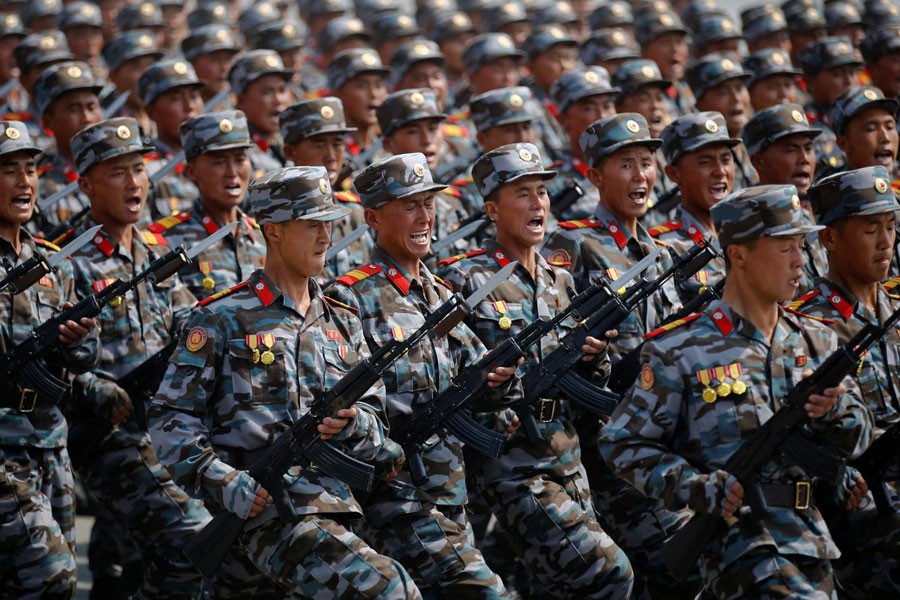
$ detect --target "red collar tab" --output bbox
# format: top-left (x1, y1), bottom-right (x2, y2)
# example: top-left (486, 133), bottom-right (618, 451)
top-left (709, 308), bottom-right (734, 336)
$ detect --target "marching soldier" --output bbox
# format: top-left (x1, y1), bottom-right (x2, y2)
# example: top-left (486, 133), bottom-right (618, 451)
top-left (744, 49), bottom-right (802, 112)
top-left (58, 2), bottom-right (107, 82)
top-left (181, 25), bottom-right (240, 112)
top-left (101, 29), bottom-right (164, 132)
top-left (458, 33), bottom-right (526, 122)
top-left (430, 12), bottom-right (477, 112)
top-left (252, 21), bottom-right (307, 96)
top-left (580, 28), bottom-right (640, 77)
top-left (742, 5), bottom-right (791, 55)
top-left (784, 1), bottom-right (828, 67)
top-left (635, 9), bottom-right (693, 118)
top-left (691, 11), bottom-right (743, 59)
top-left (861, 25), bottom-right (900, 100)
top-left (829, 85), bottom-right (899, 180)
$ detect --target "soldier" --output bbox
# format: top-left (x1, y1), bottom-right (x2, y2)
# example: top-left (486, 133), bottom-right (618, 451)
top-left (744, 48), bottom-right (802, 112)
top-left (0, 120), bottom-right (98, 599)
top-left (458, 33), bottom-right (526, 120)
top-left (20, 0), bottom-right (61, 33)
top-left (480, 3), bottom-right (531, 49)
top-left (599, 184), bottom-right (873, 599)
top-left (636, 10), bottom-right (693, 118)
top-left (580, 29), bottom-right (640, 77)
top-left (139, 59), bottom-right (206, 221)
top-left (236, 1), bottom-right (280, 44)
top-left (825, 2), bottom-right (866, 50)
top-left (65, 116), bottom-right (209, 598)
top-left (786, 166), bottom-right (900, 598)
top-left (116, 1), bottom-right (166, 49)
top-left (317, 16), bottom-right (372, 68)
top-left (58, 2), bottom-right (107, 82)
top-left (741, 5), bottom-right (791, 55)
top-left (329, 153), bottom-right (513, 597)
top-left (861, 25), bottom-right (900, 100)
top-left (437, 142), bottom-right (634, 599)
top-left (691, 11), bottom-right (743, 59)
top-left (650, 112), bottom-right (737, 302)
top-left (156, 0), bottom-right (187, 56)
top-left (149, 111), bottom-right (266, 300)
top-left (430, 12), bottom-right (477, 112)
top-left (372, 14), bottom-right (420, 68)
top-left (784, 1), bottom-right (828, 67)
top-left (101, 30), bottom-right (164, 133)
top-left (0, 14), bottom-right (26, 113)
top-left (252, 21), bottom-right (307, 95)
top-left (182, 24), bottom-right (240, 112)
top-left (829, 86), bottom-right (899, 179)
top-left (588, 2), bottom-right (635, 44)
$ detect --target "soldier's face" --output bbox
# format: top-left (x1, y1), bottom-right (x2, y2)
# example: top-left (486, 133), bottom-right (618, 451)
top-left (192, 50), bottom-right (235, 94)
top-left (748, 30), bottom-right (791, 55)
top-left (0, 152), bottom-right (38, 226)
top-left (591, 146), bottom-right (656, 222)
top-left (821, 213), bottom-right (896, 284)
top-left (285, 133), bottom-right (345, 184)
top-left (81, 152), bottom-right (149, 226)
top-left (487, 175), bottom-right (550, 250)
top-left (749, 74), bottom-right (798, 112)
top-left (733, 235), bottom-right (805, 302)
top-left (871, 52), bottom-right (900, 98)
top-left (187, 148), bottom-right (251, 211)
top-left (839, 108), bottom-right (899, 173)
top-left (398, 62), bottom-right (449, 110)
top-left (617, 87), bottom-right (668, 138)
top-left (500, 22), bottom-right (531, 48)
top-left (365, 192), bottom-right (436, 261)
top-left (832, 25), bottom-right (865, 49)
top-left (440, 34), bottom-right (475, 74)
top-left (147, 86), bottom-right (204, 143)
top-left (665, 144), bottom-right (734, 213)
top-left (752, 134), bottom-right (816, 195)
top-left (42, 91), bottom-right (103, 158)
top-left (529, 45), bottom-right (577, 92)
top-left (111, 55), bottom-right (156, 103)
top-left (65, 26), bottom-right (104, 61)
top-left (807, 65), bottom-right (858, 106)
top-left (641, 33), bottom-right (689, 81)
top-left (274, 218), bottom-right (333, 277)
top-left (383, 119), bottom-right (443, 171)
top-left (790, 29), bottom-right (827, 59)
top-left (696, 80), bottom-right (751, 138)
top-left (477, 121), bottom-right (535, 152)
top-left (470, 57), bottom-right (523, 95)
top-left (238, 75), bottom-right (291, 136)
top-left (0, 36), bottom-right (18, 81)
top-left (338, 74), bottom-right (387, 128)
top-left (560, 95), bottom-right (616, 151)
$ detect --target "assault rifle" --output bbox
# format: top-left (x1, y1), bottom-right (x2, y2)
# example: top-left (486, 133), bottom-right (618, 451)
top-left (550, 182), bottom-right (584, 219)
top-left (850, 420), bottom-right (900, 516)
top-left (0, 225), bottom-right (101, 295)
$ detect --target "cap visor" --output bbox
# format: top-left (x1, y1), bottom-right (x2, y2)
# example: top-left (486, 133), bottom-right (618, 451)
top-left (301, 204), bottom-right (352, 221)
top-left (202, 141), bottom-right (254, 154)
top-left (0, 145), bottom-right (42, 158)
top-left (395, 181), bottom-right (448, 198)
top-left (504, 170), bottom-right (558, 186)
top-left (769, 224), bottom-right (825, 237)
top-left (852, 202), bottom-right (900, 217)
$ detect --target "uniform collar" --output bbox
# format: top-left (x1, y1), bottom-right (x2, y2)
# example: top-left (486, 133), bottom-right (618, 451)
top-left (248, 270), bottom-right (327, 323)
top-left (483, 238), bottom-right (557, 286)
top-left (371, 244), bottom-right (434, 298)
top-left (708, 298), bottom-right (798, 347)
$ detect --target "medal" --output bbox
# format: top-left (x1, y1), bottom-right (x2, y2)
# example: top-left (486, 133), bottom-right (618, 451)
top-left (493, 300), bottom-right (511, 330)
top-left (702, 388), bottom-right (717, 403)
top-left (202, 276), bottom-right (216, 290)
top-left (732, 380), bottom-right (747, 395)
top-left (259, 333), bottom-right (276, 365)
top-left (251, 349), bottom-right (260, 364)
top-left (199, 261), bottom-right (215, 291)
top-left (260, 350), bottom-right (275, 365)
top-left (498, 316), bottom-right (511, 330)
top-left (246, 334), bottom-right (261, 364)
top-left (110, 296), bottom-right (123, 307)
top-left (716, 382), bottom-right (732, 397)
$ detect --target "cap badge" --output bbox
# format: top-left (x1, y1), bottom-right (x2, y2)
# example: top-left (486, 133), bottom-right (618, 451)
top-left (585, 71), bottom-right (600, 84)
top-left (259, 3), bottom-right (274, 15)
top-left (414, 43), bottom-right (430, 56)
top-left (704, 119), bottom-right (719, 133)
top-left (39, 35), bottom-right (55, 49)
top-left (140, 2), bottom-right (155, 16)
top-left (410, 91), bottom-right (425, 105)
top-left (398, 15), bottom-right (411, 27)
top-left (5, 126), bottom-right (20, 140)
top-left (518, 147), bottom-right (533, 161)
top-left (772, 51), bottom-right (785, 65)
top-left (641, 65), bottom-right (656, 78)
top-left (284, 24), bottom-right (296, 36)
top-left (264, 54), bottom-right (280, 68)
top-left (361, 53), bottom-right (377, 65)
top-left (836, 42), bottom-right (849, 55)
top-left (319, 178), bottom-right (330, 193)
top-left (412, 163), bottom-right (426, 177)
top-left (452, 14), bottom-right (468, 26)
top-left (625, 119), bottom-right (640, 133)
top-left (219, 119), bottom-right (233, 133)
top-left (863, 88), bottom-right (878, 101)
top-left (659, 13), bottom-right (674, 26)
top-left (550, 26), bottom-right (563, 39)
top-left (791, 109), bottom-right (804, 123)
top-left (116, 125), bottom-right (132, 140)
top-left (215, 29), bottom-right (229, 41)
top-left (138, 34), bottom-right (152, 47)
top-left (875, 178), bottom-right (889, 193)
top-left (67, 65), bottom-right (83, 78)
top-left (791, 194), bottom-right (801, 210)
top-left (509, 93), bottom-right (524, 107)
top-left (213, 5), bottom-right (226, 16)
top-left (721, 19), bottom-right (733, 31)
top-left (503, 3), bottom-right (516, 13)
top-left (720, 58), bottom-right (734, 71)
top-left (80, 6), bottom-right (92, 16)
top-left (173, 62), bottom-right (188, 75)
top-left (320, 105), bottom-right (335, 119)
top-left (612, 31), bottom-right (625, 44)
top-left (610, 4), bottom-right (623, 15)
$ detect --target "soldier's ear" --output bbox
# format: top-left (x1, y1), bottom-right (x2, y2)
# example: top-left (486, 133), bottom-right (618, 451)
top-left (818, 225), bottom-right (837, 252)
top-left (78, 174), bottom-right (92, 197)
top-left (475, 131), bottom-right (487, 149)
top-left (364, 207), bottom-right (379, 230)
top-left (184, 161), bottom-right (197, 183)
top-left (749, 152), bottom-right (765, 173)
top-left (382, 135), bottom-right (395, 155)
top-left (663, 163), bottom-right (680, 185)
top-left (586, 165), bottom-right (603, 190)
top-left (262, 221), bottom-right (281, 242)
top-left (726, 242), bottom-right (746, 268)
top-left (835, 134), bottom-right (849, 155)
top-left (483, 198), bottom-right (500, 221)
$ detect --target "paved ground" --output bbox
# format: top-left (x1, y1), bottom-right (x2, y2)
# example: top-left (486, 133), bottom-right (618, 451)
top-left (75, 515), bottom-right (94, 599)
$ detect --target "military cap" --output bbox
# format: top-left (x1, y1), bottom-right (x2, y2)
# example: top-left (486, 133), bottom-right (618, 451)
top-left (681, 0), bottom-right (721, 30)
top-left (0, 14), bottom-right (25, 40)
top-left (33, 61), bottom-right (103, 116)
top-left (744, 49), bottom-right (802, 88)
top-left (356, 0), bottom-right (403, 18)
top-left (318, 16), bottom-right (370, 53)
top-left (612, 59), bottom-right (672, 100)
top-left (416, 0), bottom-right (458, 31)
top-left (579, 113), bottom-right (662, 168)
top-left (589, 2), bottom-right (633, 30)
top-left (741, 102), bottom-right (821, 155)
top-left (470, 87), bottom-right (535, 132)
top-left (431, 12), bottom-right (477, 44)
top-left (138, 60), bottom-right (205, 106)
top-left (249, 166), bottom-right (351, 224)
top-left (634, 0), bottom-right (674, 19)
top-left (14, 32), bottom-right (73, 75)
top-left (809, 166), bottom-right (899, 225)
top-left (0, 121), bottom-right (42, 158)
top-left (253, 21), bottom-right (307, 53)
top-left (300, 0), bottom-right (351, 18)
top-left (635, 10), bottom-right (690, 46)
top-left (227, 50), bottom-right (292, 95)
top-left (828, 85), bottom-right (899, 134)
top-left (390, 39), bottom-right (445, 83)
top-left (712, 184), bottom-right (822, 247)
top-left (71, 117), bottom-right (153, 175)
top-left (21, 0), bottom-right (62, 28)
top-left (551, 67), bottom-right (619, 114)
top-left (741, 5), bottom-right (788, 42)
top-left (687, 53), bottom-right (751, 100)
top-left (353, 153), bottom-right (447, 208)
top-left (662, 111), bottom-right (741, 164)
top-left (861, 25), bottom-right (900, 64)
top-left (327, 48), bottom-right (389, 91)
top-left (521, 25), bottom-right (576, 60)
top-left (472, 142), bottom-right (556, 199)
top-left (181, 110), bottom-right (252, 160)
top-left (57, 2), bottom-right (101, 31)
top-left (238, 1), bottom-right (280, 39)
top-left (462, 34), bottom-right (525, 75)
top-left (186, 5), bottom-right (231, 30)
top-left (824, 2), bottom-right (863, 28)
top-left (864, 1), bottom-right (900, 26)
top-left (535, 1), bottom-right (579, 25)
top-left (116, 2), bottom-right (164, 31)
top-left (799, 36), bottom-right (862, 76)
top-left (372, 14), bottom-right (420, 48)
top-left (692, 11), bottom-right (744, 50)
top-left (783, 0), bottom-right (826, 31)
top-left (377, 88), bottom-right (446, 137)
top-left (581, 30), bottom-right (639, 66)
top-left (103, 30), bottom-right (163, 72)
top-left (182, 25), bottom-right (239, 61)
top-left (280, 97), bottom-right (356, 143)
top-left (481, 3), bottom-right (529, 32)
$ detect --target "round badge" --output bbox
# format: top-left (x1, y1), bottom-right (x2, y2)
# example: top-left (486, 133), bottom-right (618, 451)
top-left (346, 19), bottom-right (362, 31)
top-left (138, 34), bottom-right (152, 47)
top-left (284, 24), bottom-right (296, 36)
top-left (610, 4), bottom-right (623, 14)
top-left (509, 93), bottom-right (524, 108)
top-left (318, 178), bottom-right (330, 193)
top-left (772, 52), bottom-right (785, 65)
top-left (659, 13), bottom-right (673, 26)
top-left (625, 119), bottom-right (640, 133)
top-left (219, 119), bottom-right (233, 133)
top-left (612, 31), bottom-right (625, 44)
top-left (264, 55), bottom-right (279, 68)
top-left (5, 127), bottom-right (20, 140)
top-left (320, 105), bottom-right (335, 119)
top-left (173, 62), bottom-right (188, 75)
top-left (5, 14), bottom-right (17, 26)
top-left (260, 350), bottom-right (275, 365)
top-left (518, 148), bottom-right (533, 161)
top-left (875, 178), bottom-right (889, 193)
top-left (140, 2), bottom-right (154, 15)
top-left (704, 119), bottom-right (719, 133)
top-left (585, 71), bottom-right (600, 84)
top-left (498, 316), bottom-right (512, 330)
top-left (39, 35), bottom-right (55, 49)
top-left (836, 42), bottom-right (849, 55)
top-left (496, 251), bottom-right (505, 259)
top-left (413, 163), bottom-right (426, 177)
top-left (641, 65), bottom-right (656, 79)
top-left (863, 88), bottom-right (878, 101)
top-left (732, 380), bottom-right (747, 395)
top-left (398, 15), bottom-right (411, 26)
top-left (202, 276), bottom-right (215, 290)
top-left (361, 53), bottom-right (377, 66)
top-left (67, 65), bottom-right (83, 79)
top-left (414, 43), bottom-right (429, 56)
top-left (721, 19), bottom-right (733, 31)
top-left (720, 58), bottom-right (734, 71)
top-left (213, 5), bottom-right (225, 16)
top-left (259, 3), bottom-right (273, 15)
top-left (215, 29), bottom-right (228, 41)
top-left (116, 125), bottom-right (132, 140)
top-left (549, 26), bottom-right (563, 39)
top-left (497, 36), bottom-right (511, 48)
top-left (185, 326), bottom-right (208, 352)
top-left (388, 268), bottom-right (397, 276)
top-left (716, 382), bottom-right (732, 397)
top-left (791, 194), bottom-right (801, 210)
top-left (702, 388), bottom-right (717, 403)
top-left (410, 91), bottom-right (425, 105)
top-left (504, 3), bottom-right (516, 12)
top-left (639, 364), bottom-right (655, 390)
top-left (452, 14), bottom-right (467, 26)
top-left (791, 109), bottom-right (804, 123)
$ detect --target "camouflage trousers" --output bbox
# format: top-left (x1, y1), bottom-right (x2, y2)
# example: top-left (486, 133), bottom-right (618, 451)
top-left (362, 501), bottom-right (510, 598)
top-left (479, 467), bottom-right (634, 599)
top-left (239, 511), bottom-right (421, 599)
top-left (705, 548), bottom-right (836, 599)
top-left (80, 435), bottom-right (207, 600)
top-left (0, 445), bottom-right (77, 600)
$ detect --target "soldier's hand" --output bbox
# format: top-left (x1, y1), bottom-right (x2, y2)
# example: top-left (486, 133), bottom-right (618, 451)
top-left (581, 329), bottom-right (617, 361)
top-left (846, 474), bottom-right (868, 511)
top-left (486, 359), bottom-right (521, 388)
top-left (801, 369), bottom-right (843, 418)
top-left (248, 486), bottom-right (272, 518)
top-left (109, 394), bottom-right (133, 426)
top-left (57, 302), bottom-right (96, 344)
top-left (318, 407), bottom-right (357, 440)
top-left (505, 415), bottom-right (521, 435)
top-left (723, 478), bottom-right (744, 519)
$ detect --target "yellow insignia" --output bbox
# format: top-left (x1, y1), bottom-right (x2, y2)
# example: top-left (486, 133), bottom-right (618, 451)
top-left (721, 19), bottom-right (733, 31)
top-left (497, 36), bottom-right (512, 48)
top-left (640, 364), bottom-right (655, 390)
top-left (720, 58), bottom-right (734, 71)
top-left (716, 382), bottom-right (732, 397)
top-left (260, 350), bottom-right (275, 365)
top-left (5, 126), bottom-right (20, 140)
top-left (772, 52), bottom-right (785, 65)
top-left (219, 119), bottom-right (233, 133)
top-left (259, 2), bottom-right (273, 15)
top-left (585, 71), bottom-right (600, 84)
top-left (39, 35), bottom-right (55, 49)
top-left (185, 326), bottom-right (208, 352)
top-left (703, 388), bottom-right (718, 403)
top-left (5, 14), bottom-right (17, 26)
top-left (320, 105), bottom-right (335, 119)
top-left (610, 4), bottom-right (623, 14)
top-left (361, 53), bottom-right (377, 66)
top-left (213, 5), bottom-right (225, 16)
top-left (413, 163), bottom-right (426, 177)
top-left (518, 147), bottom-right (533, 161)
top-left (612, 31), bottom-right (625, 44)
top-left (509, 93), bottom-right (524, 108)
top-left (173, 62), bottom-right (188, 75)
top-left (67, 65), bottom-right (83, 79)
top-left (414, 43), bottom-right (430, 56)
top-left (550, 26), bottom-right (563, 39)
top-left (452, 14), bottom-right (468, 26)
top-left (398, 15), bottom-right (411, 27)
top-left (791, 194), bottom-right (801, 210)
top-left (876, 178), bottom-right (889, 193)
top-left (498, 315), bottom-right (512, 330)
top-left (319, 178), bottom-right (330, 193)
top-left (863, 88), bottom-right (878, 101)
top-left (410, 91), bottom-right (425, 105)
top-left (829, 155), bottom-right (838, 167)
top-left (504, 3), bottom-right (516, 12)
top-left (732, 380), bottom-right (747, 395)
top-left (791, 109), bottom-right (804, 123)
top-left (202, 276), bottom-right (216, 290)
top-left (284, 24), bottom-right (296, 36)
top-left (836, 42), bottom-right (849, 55)
top-left (625, 119), bottom-right (640, 133)
top-left (138, 34), bottom-right (152, 47)
top-left (659, 13), bottom-right (673, 26)
top-left (215, 28), bottom-right (228, 41)
top-left (116, 125), bottom-right (132, 140)
top-left (641, 65), bottom-right (656, 78)
top-left (704, 119), bottom-right (719, 133)
top-left (140, 2), bottom-right (155, 16)
top-left (264, 55), bottom-right (279, 68)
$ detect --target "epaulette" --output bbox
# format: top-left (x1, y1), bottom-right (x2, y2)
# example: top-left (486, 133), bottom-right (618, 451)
top-left (37, 163), bottom-right (52, 177)
top-left (334, 190), bottom-right (361, 204)
top-left (884, 276), bottom-right (900, 292)
top-left (786, 289), bottom-right (820, 311)
top-left (197, 281), bottom-right (249, 307)
top-left (143, 151), bottom-right (162, 163)
top-left (441, 186), bottom-right (462, 198)
top-left (452, 175), bottom-right (473, 187)
top-left (32, 237), bottom-right (61, 252)
top-left (51, 227), bottom-right (77, 246)
top-left (436, 248), bottom-right (486, 267)
top-left (647, 220), bottom-right (683, 237)
top-left (446, 108), bottom-right (469, 124)
top-left (644, 313), bottom-right (701, 340)
top-left (441, 123), bottom-right (470, 137)
top-left (335, 263), bottom-right (383, 287)
top-left (559, 218), bottom-right (601, 230)
top-left (1, 111), bottom-right (33, 121)
top-left (323, 295), bottom-right (358, 315)
top-left (244, 216), bottom-right (260, 229)
top-left (783, 305), bottom-right (835, 325)
top-left (432, 274), bottom-right (452, 290)
top-left (147, 211), bottom-right (191, 233)
top-left (139, 230), bottom-right (168, 246)
top-left (302, 88), bottom-right (330, 100)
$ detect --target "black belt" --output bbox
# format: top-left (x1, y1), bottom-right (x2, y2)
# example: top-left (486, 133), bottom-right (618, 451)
top-left (760, 481), bottom-right (813, 510)
top-left (0, 380), bottom-right (39, 412)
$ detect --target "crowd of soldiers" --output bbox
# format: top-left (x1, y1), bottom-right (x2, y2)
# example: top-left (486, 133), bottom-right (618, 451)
top-left (1, 0), bottom-right (900, 597)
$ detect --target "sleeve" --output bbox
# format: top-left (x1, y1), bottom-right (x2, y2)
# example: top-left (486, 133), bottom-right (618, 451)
top-left (168, 275), bottom-right (200, 333)
top-left (452, 319), bottom-right (518, 411)
top-left (56, 260), bottom-right (100, 374)
top-left (540, 231), bottom-right (585, 291)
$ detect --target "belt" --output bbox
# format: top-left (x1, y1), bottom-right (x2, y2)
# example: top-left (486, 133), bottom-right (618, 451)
top-left (536, 398), bottom-right (560, 423)
top-left (0, 381), bottom-right (39, 413)
top-left (760, 481), bottom-right (813, 510)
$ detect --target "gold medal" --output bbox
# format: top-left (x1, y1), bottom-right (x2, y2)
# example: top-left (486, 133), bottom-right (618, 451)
top-left (251, 348), bottom-right (260, 364)
top-left (202, 276), bottom-right (216, 290)
top-left (110, 296), bottom-right (123, 307)
top-left (498, 316), bottom-right (512, 330)
top-left (717, 382), bottom-right (732, 397)
top-left (260, 350), bottom-right (275, 365)
top-left (702, 388), bottom-right (717, 403)
top-left (732, 380), bottom-right (747, 395)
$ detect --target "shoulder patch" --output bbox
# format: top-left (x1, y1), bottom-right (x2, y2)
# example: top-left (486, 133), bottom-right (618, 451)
top-left (647, 220), bottom-right (683, 237)
top-left (452, 175), bottom-right (474, 187)
top-left (441, 186), bottom-right (462, 198)
top-left (32, 237), bottom-right (61, 252)
top-left (559, 218), bottom-right (601, 230)
top-left (783, 305), bottom-right (835, 325)
top-left (139, 230), bottom-right (168, 246)
top-left (148, 211), bottom-right (192, 233)
top-left (197, 281), bottom-right (249, 306)
top-left (545, 249), bottom-right (572, 268)
top-left (432, 274), bottom-right (452, 290)
top-left (51, 227), bottom-right (77, 247)
top-left (785, 289), bottom-right (820, 311)
top-left (436, 248), bottom-right (486, 267)
top-left (334, 190), bottom-right (361, 204)
top-left (323, 295), bottom-right (359, 315)
top-left (335, 263), bottom-right (383, 287)
top-left (883, 276), bottom-right (900, 293)
top-left (645, 313), bottom-right (702, 340)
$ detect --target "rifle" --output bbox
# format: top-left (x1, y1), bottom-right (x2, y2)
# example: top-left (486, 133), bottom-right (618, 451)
top-left (658, 302), bottom-right (900, 579)
top-left (849, 420), bottom-right (900, 516)
top-left (518, 241), bottom-right (717, 443)
top-left (550, 182), bottom-right (584, 220)
top-left (183, 261), bottom-right (518, 577)
top-left (0, 225), bottom-right (101, 295)
top-left (45, 206), bottom-right (92, 244)
top-left (102, 90), bottom-right (131, 118)
top-left (325, 223), bottom-right (369, 262)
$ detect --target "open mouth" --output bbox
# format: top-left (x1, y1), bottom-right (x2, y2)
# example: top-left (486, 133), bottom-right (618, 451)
top-left (224, 181), bottom-right (242, 197)
top-left (874, 150), bottom-right (895, 167)
top-left (628, 187), bottom-right (648, 205)
top-left (649, 114), bottom-right (664, 126)
top-left (791, 171), bottom-right (811, 187)
top-left (708, 183), bottom-right (728, 200)
top-left (11, 194), bottom-right (31, 209)
top-left (124, 195), bottom-right (142, 211)
top-left (410, 228), bottom-right (429, 244)
top-left (526, 215), bottom-right (544, 233)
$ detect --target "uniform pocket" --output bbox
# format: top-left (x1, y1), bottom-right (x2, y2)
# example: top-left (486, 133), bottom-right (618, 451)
top-left (227, 339), bottom-right (288, 404)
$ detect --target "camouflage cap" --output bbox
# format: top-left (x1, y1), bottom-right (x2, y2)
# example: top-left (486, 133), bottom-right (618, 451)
top-left (783, 2), bottom-right (826, 31)
top-left (138, 60), bottom-right (205, 106)
top-left (681, 0), bottom-right (721, 30)
top-left (280, 97), bottom-right (356, 143)
top-left (692, 11), bottom-right (744, 51)
top-left (634, 0), bottom-right (674, 20)
top-left (417, 0), bottom-right (460, 32)
top-left (809, 165), bottom-right (899, 225)
top-left (635, 10), bottom-right (690, 46)
top-left (799, 36), bottom-right (862, 76)
top-left (711, 184), bottom-right (823, 248)
top-left (481, 3), bottom-right (529, 32)
top-left (661, 111), bottom-right (741, 164)
top-left (71, 117), bottom-right (153, 175)
top-left (356, 0), bottom-right (403, 18)
top-left (741, 102), bottom-right (821, 155)
top-left (534, 1), bottom-right (579, 25)
top-left (253, 21), bottom-right (307, 53)
top-left (33, 61), bottom-right (103, 116)
top-left (14, 32), bottom-right (73, 74)
top-left (472, 142), bottom-right (556, 199)
top-left (103, 30), bottom-right (163, 72)
top-left (116, 1), bottom-right (164, 31)
top-left (470, 86), bottom-right (535, 132)
top-left (580, 113), bottom-right (663, 168)
top-left (327, 48), bottom-right (389, 91)
top-left (861, 25), bottom-right (900, 64)
top-left (182, 25), bottom-right (239, 61)
top-left (377, 88), bottom-right (446, 137)
top-left (57, 2), bottom-right (101, 31)
top-left (864, 2), bottom-right (900, 27)
top-left (551, 67), bottom-right (619, 114)
top-left (581, 29), bottom-right (640, 65)
top-left (612, 59), bottom-right (672, 101)
top-left (824, 1), bottom-right (864, 28)
top-left (181, 110), bottom-right (252, 160)
top-left (353, 152), bottom-right (447, 208)
top-left (318, 16), bottom-right (371, 54)
top-left (589, 2), bottom-right (633, 30)
top-left (0, 121), bottom-right (42, 158)
top-left (21, 0), bottom-right (62, 28)
top-left (431, 12), bottom-right (477, 44)
top-left (687, 53), bottom-right (751, 100)
top-left (301, 0), bottom-right (351, 18)
top-left (462, 33), bottom-right (525, 75)
top-left (0, 14), bottom-right (25, 40)
top-left (828, 85), bottom-right (900, 135)
top-left (521, 25), bottom-right (577, 60)
top-left (741, 5), bottom-right (788, 42)
top-left (390, 39), bottom-right (445, 83)
top-left (186, 5), bottom-right (231, 30)
top-left (744, 48), bottom-right (802, 88)
top-left (372, 14), bottom-right (420, 48)
top-left (238, 1), bottom-right (280, 39)
top-left (249, 166), bottom-right (351, 224)
top-left (228, 50), bottom-right (293, 95)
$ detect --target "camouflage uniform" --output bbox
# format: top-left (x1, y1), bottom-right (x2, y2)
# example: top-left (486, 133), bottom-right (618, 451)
top-left (329, 154), bottom-right (509, 598)
top-left (0, 121), bottom-right (99, 599)
top-left (600, 184), bottom-right (874, 599)
top-left (66, 117), bottom-right (208, 599)
top-left (149, 167), bottom-right (420, 599)
top-left (438, 144), bottom-right (634, 599)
